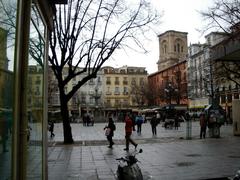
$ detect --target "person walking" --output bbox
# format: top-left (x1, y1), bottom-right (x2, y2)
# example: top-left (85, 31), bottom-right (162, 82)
top-left (135, 113), bottom-right (143, 135)
top-left (86, 113), bottom-right (91, 126)
top-left (199, 112), bottom-right (207, 139)
top-left (124, 114), bottom-right (138, 151)
top-left (129, 113), bottom-right (136, 131)
top-left (104, 117), bottom-right (116, 148)
top-left (82, 113), bottom-right (87, 126)
top-left (48, 120), bottom-right (55, 138)
top-left (174, 114), bottom-right (179, 130)
top-left (150, 114), bottom-right (158, 136)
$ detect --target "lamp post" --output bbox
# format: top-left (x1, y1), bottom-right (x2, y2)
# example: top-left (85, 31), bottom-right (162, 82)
top-left (164, 82), bottom-right (178, 105)
top-left (93, 85), bottom-right (101, 120)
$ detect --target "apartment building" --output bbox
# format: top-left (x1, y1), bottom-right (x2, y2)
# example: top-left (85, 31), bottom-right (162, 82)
top-left (188, 43), bottom-right (210, 109)
top-left (188, 31), bottom-right (240, 119)
top-left (48, 65), bottom-right (148, 121)
top-left (102, 66), bottom-right (148, 117)
top-left (48, 66), bottom-right (105, 121)
top-left (187, 32), bottom-right (227, 110)
top-left (210, 31), bottom-right (240, 120)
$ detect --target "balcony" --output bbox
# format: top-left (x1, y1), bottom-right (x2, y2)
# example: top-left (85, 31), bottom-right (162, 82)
top-left (114, 92), bottom-right (120, 95)
top-left (106, 91), bottom-right (112, 95)
top-left (115, 81), bottom-right (120, 85)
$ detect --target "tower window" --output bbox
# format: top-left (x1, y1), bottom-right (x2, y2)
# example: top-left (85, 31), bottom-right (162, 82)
top-left (177, 43), bottom-right (180, 52)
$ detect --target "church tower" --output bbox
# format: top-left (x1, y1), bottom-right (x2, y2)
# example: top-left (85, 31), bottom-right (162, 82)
top-left (157, 30), bottom-right (188, 71)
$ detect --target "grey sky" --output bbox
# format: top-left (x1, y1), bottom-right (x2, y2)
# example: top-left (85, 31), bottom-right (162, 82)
top-left (105, 0), bottom-right (214, 74)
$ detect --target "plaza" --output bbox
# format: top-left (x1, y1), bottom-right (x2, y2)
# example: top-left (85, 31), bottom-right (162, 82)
top-left (48, 121), bottom-right (240, 180)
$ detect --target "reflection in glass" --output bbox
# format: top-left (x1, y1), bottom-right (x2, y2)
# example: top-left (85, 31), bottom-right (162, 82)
top-left (0, 0), bottom-right (16, 179)
top-left (26, 4), bottom-right (45, 179)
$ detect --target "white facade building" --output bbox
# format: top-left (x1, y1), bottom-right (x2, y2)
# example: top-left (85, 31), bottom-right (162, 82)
top-left (187, 32), bottom-right (228, 110)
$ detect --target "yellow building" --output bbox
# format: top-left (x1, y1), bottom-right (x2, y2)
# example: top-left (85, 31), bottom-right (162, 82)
top-left (102, 66), bottom-right (148, 113)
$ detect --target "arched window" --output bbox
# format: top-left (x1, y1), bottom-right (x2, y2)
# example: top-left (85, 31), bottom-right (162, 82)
top-left (177, 43), bottom-right (180, 52)
top-left (161, 40), bottom-right (167, 54)
top-left (174, 38), bottom-right (184, 53)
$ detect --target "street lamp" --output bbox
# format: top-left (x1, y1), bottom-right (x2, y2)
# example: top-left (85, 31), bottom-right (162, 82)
top-left (164, 82), bottom-right (178, 105)
top-left (92, 85), bottom-right (101, 119)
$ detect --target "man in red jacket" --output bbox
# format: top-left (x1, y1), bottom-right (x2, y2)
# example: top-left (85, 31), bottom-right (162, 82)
top-left (124, 114), bottom-right (138, 151)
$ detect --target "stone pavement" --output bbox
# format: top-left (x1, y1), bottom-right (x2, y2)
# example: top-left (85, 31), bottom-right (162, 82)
top-left (48, 122), bottom-right (240, 180)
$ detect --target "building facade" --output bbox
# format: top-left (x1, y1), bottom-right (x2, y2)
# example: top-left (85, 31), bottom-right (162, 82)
top-left (157, 30), bottom-right (188, 71)
top-left (0, 0), bottom-right (65, 179)
top-left (148, 61), bottom-right (188, 106)
top-left (103, 66), bottom-right (147, 106)
top-left (48, 65), bottom-right (148, 122)
top-left (210, 31), bottom-right (240, 121)
top-left (48, 66), bottom-right (105, 121)
top-left (188, 31), bottom-right (240, 119)
top-left (187, 32), bottom-right (228, 111)
top-left (188, 43), bottom-right (210, 110)
top-left (149, 30), bottom-right (188, 107)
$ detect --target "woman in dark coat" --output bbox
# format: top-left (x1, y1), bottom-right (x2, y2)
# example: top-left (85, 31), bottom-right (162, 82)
top-left (150, 114), bottom-right (158, 136)
top-left (104, 117), bottom-right (116, 148)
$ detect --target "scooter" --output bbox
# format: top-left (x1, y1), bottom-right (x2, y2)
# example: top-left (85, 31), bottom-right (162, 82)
top-left (116, 149), bottom-right (143, 180)
top-left (233, 170), bottom-right (240, 180)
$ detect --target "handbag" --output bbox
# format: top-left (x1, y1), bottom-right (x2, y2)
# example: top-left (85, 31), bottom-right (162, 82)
top-left (105, 128), bottom-right (111, 136)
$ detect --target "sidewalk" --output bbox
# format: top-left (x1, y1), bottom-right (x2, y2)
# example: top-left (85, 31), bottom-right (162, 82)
top-left (48, 122), bottom-right (240, 180)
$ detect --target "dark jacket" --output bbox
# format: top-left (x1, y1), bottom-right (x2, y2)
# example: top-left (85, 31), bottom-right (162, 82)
top-left (106, 121), bottom-right (116, 137)
top-left (150, 116), bottom-right (158, 127)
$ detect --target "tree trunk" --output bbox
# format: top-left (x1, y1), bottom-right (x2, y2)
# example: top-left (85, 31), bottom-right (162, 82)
top-left (60, 92), bottom-right (74, 144)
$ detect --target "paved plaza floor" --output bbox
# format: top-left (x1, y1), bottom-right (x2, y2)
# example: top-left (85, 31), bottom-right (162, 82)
top-left (48, 121), bottom-right (240, 180)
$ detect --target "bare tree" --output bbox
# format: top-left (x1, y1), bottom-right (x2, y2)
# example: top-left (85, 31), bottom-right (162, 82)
top-left (0, 0), bottom-right (44, 67)
top-left (201, 0), bottom-right (240, 96)
top-left (144, 81), bottom-right (160, 106)
top-left (48, 0), bottom-right (159, 143)
top-left (200, 0), bottom-right (240, 34)
top-left (130, 83), bottom-right (145, 107)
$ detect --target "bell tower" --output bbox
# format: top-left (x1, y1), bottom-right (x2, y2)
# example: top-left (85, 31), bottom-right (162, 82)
top-left (157, 30), bottom-right (188, 71)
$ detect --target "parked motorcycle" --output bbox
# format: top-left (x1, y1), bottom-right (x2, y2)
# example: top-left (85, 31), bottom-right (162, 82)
top-left (116, 149), bottom-right (143, 180)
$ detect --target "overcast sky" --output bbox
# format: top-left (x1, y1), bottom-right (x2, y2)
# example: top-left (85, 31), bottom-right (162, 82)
top-left (104, 0), bottom-right (214, 74)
